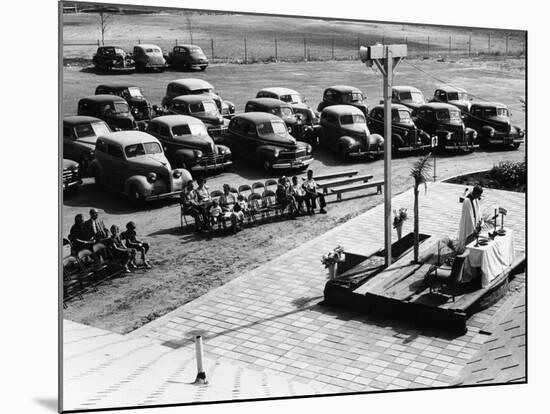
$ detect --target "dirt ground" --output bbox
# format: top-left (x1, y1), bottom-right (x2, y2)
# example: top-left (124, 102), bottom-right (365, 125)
top-left (62, 58), bottom-right (525, 334)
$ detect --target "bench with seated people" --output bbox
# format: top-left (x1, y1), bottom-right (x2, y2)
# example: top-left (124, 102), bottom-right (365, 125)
top-left (64, 210), bottom-right (153, 305)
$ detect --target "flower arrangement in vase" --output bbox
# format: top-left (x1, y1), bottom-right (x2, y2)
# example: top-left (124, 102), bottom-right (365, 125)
top-left (392, 208), bottom-right (408, 240)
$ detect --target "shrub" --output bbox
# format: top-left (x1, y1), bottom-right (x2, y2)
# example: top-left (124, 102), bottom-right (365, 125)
top-left (489, 159), bottom-right (526, 190)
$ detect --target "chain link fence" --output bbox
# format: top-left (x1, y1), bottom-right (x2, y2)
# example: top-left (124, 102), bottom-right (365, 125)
top-left (64, 31), bottom-right (525, 64)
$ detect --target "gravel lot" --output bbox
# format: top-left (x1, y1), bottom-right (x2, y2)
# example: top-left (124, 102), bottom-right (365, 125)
top-left (62, 58), bottom-right (525, 333)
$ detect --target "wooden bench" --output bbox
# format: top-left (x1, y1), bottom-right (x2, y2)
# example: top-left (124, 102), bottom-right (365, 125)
top-left (312, 170), bottom-right (358, 181)
top-left (330, 180), bottom-right (384, 201)
top-left (317, 174), bottom-right (373, 195)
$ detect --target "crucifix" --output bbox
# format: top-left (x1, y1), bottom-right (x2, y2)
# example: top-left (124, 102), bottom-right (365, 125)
top-left (359, 44), bottom-right (407, 267)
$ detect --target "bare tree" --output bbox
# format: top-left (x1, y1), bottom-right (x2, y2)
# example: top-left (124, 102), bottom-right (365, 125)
top-left (98, 11), bottom-right (112, 46)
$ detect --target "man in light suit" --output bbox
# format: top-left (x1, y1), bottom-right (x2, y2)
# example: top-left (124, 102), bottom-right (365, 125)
top-left (84, 208), bottom-right (109, 242)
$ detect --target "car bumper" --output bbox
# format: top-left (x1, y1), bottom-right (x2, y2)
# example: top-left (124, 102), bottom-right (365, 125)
top-left (488, 137), bottom-right (524, 145)
top-left (272, 157), bottom-right (313, 169)
top-left (144, 189), bottom-right (183, 201)
top-left (397, 144), bottom-right (432, 152)
top-left (191, 160), bottom-right (233, 171)
top-left (108, 65), bottom-right (135, 72)
top-left (63, 179), bottom-right (82, 190)
top-left (443, 143), bottom-right (479, 150)
top-left (348, 148), bottom-right (384, 157)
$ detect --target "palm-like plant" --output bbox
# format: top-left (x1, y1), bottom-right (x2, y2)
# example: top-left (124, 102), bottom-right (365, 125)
top-left (410, 153), bottom-right (432, 263)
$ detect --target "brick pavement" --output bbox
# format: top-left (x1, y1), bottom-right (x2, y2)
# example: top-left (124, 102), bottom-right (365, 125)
top-left (64, 182), bottom-right (526, 410)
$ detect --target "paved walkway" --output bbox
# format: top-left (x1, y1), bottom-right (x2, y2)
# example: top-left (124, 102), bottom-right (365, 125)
top-left (63, 182), bottom-right (526, 411)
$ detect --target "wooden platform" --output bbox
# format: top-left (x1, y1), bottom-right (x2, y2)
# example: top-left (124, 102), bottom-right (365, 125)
top-left (324, 237), bottom-right (525, 334)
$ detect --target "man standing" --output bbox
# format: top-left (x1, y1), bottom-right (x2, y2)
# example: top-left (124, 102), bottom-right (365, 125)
top-left (302, 169), bottom-right (327, 214)
top-left (84, 208), bottom-right (109, 242)
top-left (458, 185), bottom-right (483, 249)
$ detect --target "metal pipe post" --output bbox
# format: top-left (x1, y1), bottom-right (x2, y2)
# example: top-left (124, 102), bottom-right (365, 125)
top-left (194, 335), bottom-right (207, 383)
top-left (383, 47), bottom-right (393, 267)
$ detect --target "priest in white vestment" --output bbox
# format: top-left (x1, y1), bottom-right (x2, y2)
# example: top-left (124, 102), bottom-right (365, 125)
top-left (458, 185), bottom-right (483, 250)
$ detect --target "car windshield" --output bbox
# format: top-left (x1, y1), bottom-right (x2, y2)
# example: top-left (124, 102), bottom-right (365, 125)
top-left (74, 122), bottom-right (111, 138)
top-left (172, 123), bottom-right (209, 137)
top-left (270, 107), bottom-right (293, 117)
top-left (447, 92), bottom-right (468, 101)
top-left (436, 109), bottom-right (461, 121)
top-left (191, 88), bottom-right (214, 95)
top-left (342, 92), bottom-right (363, 104)
top-left (392, 110), bottom-right (412, 122)
top-left (398, 91), bottom-right (425, 103)
top-left (189, 101), bottom-right (219, 116)
top-left (483, 107), bottom-right (509, 117)
top-left (124, 142), bottom-right (162, 158)
top-left (340, 114), bottom-right (366, 125)
top-left (257, 120), bottom-right (288, 138)
top-left (127, 87), bottom-right (143, 98)
top-left (279, 94), bottom-right (302, 104)
top-left (113, 102), bottom-right (130, 114)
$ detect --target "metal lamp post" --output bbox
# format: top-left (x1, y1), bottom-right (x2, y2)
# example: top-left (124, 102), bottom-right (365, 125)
top-left (359, 44), bottom-right (407, 267)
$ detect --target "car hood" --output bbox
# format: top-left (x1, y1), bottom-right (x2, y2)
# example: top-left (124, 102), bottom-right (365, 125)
top-left (258, 133), bottom-right (299, 149)
top-left (448, 100), bottom-right (471, 111)
top-left (128, 153), bottom-right (171, 170)
top-left (193, 114), bottom-right (225, 126)
top-left (63, 159), bottom-right (79, 170)
top-left (75, 136), bottom-right (98, 148)
top-left (175, 135), bottom-right (216, 152)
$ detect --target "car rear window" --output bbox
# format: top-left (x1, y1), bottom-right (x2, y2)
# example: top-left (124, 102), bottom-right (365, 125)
top-left (340, 114), bottom-right (365, 125)
top-left (74, 122), bottom-right (111, 138)
top-left (124, 142), bottom-right (162, 158)
top-left (257, 120), bottom-right (287, 138)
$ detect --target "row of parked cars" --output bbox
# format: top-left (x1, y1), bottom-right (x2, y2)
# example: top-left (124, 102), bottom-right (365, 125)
top-left (92, 44), bottom-right (209, 73)
top-left (63, 78), bottom-right (525, 202)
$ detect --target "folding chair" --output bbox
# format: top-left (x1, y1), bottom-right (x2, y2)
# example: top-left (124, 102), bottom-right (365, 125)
top-left (264, 178), bottom-right (278, 191)
top-left (251, 181), bottom-right (265, 194)
top-left (248, 193), bottom-right (269, 221)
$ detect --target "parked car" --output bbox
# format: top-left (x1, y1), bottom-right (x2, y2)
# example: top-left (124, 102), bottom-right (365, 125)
top-left (132, 44), bottom-right (167, 72)
top-left (94, 84), bottom-right (160, 130)
top-left (63, 115), bottom-right (112, 172)
top-left (167, 44), bottom-right (209, 71)
top-left (146, 115), bottom-right (232, 174)
top-left (317, 85), bottom-right (368, 116)
top-left (92, 46), bottom-right (135, 72)
top-left (391, 86), bottom-right (426, 115)
top-left (90, 131), bottom-right (192, 202)
top-left (468, 102), bottom-right (525, 149)
top-left (430, 86), bottom-right (471, 116)
top-left (161, 78), bottom-right (236, 117)
top-left (225, 112), bottom-right (313, 171)
top-left (78, 95), bottom-right (138, 131)
top-left (256, 87), bottom-right (320, 137)
top-left (319, 105), bottom-right (384, 160)
top-left (165, 95), bottom-right (228, 141)
top-left (63, 159), bottom-right (82, 192)
top-left (367, 104), bottom-right (431, 155)
top-left (244, 98), bottom-right (317, 145)
top-left (414, 103), bottom-right (478, 152)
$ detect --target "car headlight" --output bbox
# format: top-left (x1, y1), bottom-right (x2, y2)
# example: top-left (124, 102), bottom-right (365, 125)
top-left (306, 144), bottom-right (312, 154)
top-left (194, 150), bottom-right (203, 158)
top-left (173, 169), bottom-right (182, 178)
top-left (287, 126), bottom-right (292, 133)
top-left (489, 130), bottom-right (495, 137)
top-left (112, 60), bottom-right (117, 64)
top-left (403, 130), bottom-right (408, 137)
top-left (147, 172), bottom-right (157, 183)
top-left (518, 129), bottom-right (524, 138)
top-left (273, 150), bottom-right (280, 158)
top-left (472, 131), bottom-right (477, 139)
top-left (446, 132), bottom-right (452, 141)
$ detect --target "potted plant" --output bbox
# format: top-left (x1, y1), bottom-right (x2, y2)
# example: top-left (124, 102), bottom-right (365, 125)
top-left (393, 208), bottom-right (408, 240)
top-left (321, 246), bottom-right (345, 279)
top-left (410, 153), bottom-right (432, 263)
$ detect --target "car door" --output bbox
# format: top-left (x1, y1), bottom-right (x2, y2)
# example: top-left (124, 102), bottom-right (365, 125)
top-left (106, 143), bottom-right (127, 189)
top-left (63, 125), bottom-right (77, 160)
top-left (469, 106), bottom-right (482, 130)
top-left (368, 108), bottom-right (383, 134)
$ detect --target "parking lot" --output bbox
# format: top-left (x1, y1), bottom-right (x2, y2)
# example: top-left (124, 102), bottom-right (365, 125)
top-left (62, 58), bottom-right (525, 333)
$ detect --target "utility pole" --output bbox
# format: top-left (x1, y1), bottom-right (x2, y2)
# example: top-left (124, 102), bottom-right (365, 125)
top-left (359, 44), bottom-right (407, 267)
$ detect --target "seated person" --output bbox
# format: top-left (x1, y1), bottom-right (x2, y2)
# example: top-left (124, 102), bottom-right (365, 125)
top-left (68, 214), bottom-right (94, 255)
top-left (121, 221), bottom-right (151, 269)
top-left (237, 194), bottom-right (255, 224)
top-left (209, 200), bottom-right (225, 229)
top-left (289, 175), bottom-right (308, 214)
top-left (84, 208), bottom-right (110, 242)
top-left (220, 184), bottom-right (241, 230)
top-left (302, 169), bottom-right (327, 214)
top-left (276, 181), bottom-right (297, 217)
top-left (194, 177), bottom-right (212, 206)
top-left (181, 181), bottom-right (209, 231)
top-left (106, 225), bottom-right (136, 273)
